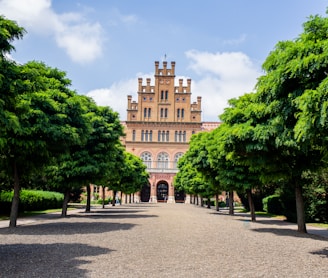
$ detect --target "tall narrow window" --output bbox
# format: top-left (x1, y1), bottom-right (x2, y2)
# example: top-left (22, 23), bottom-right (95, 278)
top-left (160, 108), bottom-right (164, 118)
top-left (179, 131), bottom-right (182, 142)
top-left (157, 152), bottom-right (169, 169)
top-left (158, 130), bottom-right (161, 141)
top-left (183, 131), bottom-right (186, 142)
top-left (161, 90), bottom-right (164, 100)
top-left (177, 108), bottom-right (180, 118)
top-left (145, 130), bottom-right (149, 142)
top-left (141, 152), bottom-right (152, 168)
top-left (141, 130), bottom-right (144, 141)
top-left (148, 108), bottom-right (151, 118)
top-left (165, 90), bottom-right (168, 100)
top-left (181, 108), bottom-right (185, 118)
top-left (166, 131), bottom-right (169, 142)
top-left (144, 108), bottom-right (147, 118)
top-left (161, 131), bottom-right (165, 142)
top-left (165, 108), bottom-right (168, 118)
top-left (175, 131), bottom-right (178, 142)
top-left (132, 130), bottom-right (136, 141)
top-left (149, 131), bottom-right (153, 142)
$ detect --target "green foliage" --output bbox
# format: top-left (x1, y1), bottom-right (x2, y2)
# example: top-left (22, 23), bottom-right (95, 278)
top-left (0, 189), bottom-right (64, 213)
top-left (262, 195), bottom-right (284, 215)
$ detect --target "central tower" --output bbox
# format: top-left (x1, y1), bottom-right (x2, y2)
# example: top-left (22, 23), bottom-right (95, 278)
top-left (123, 61), bottom-right (202, 203)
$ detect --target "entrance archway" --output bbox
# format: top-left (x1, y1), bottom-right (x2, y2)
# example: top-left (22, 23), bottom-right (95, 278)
top-left (157, 181), bottom-right (168, 202)
top-left (140, 184), bottom-right (150, 202)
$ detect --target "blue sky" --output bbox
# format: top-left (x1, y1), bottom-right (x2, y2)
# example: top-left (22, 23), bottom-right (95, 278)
top-left (1, 0), bottom-right (328, 121)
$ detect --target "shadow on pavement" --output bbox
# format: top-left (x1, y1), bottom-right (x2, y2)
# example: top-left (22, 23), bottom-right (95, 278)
top-left (0, 221), bottom-right (136, 236)
top-left (310, 247), bottom-right (328, 258)
top-left (0, 243), bottom-right (112, 278)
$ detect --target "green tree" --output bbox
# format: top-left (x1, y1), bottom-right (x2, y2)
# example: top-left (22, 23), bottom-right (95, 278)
top-left (118, 152), bottom-right (149, 203)
top-left (218, 13), bottom-right (328, 232)
top-left (1, 59), bottom-right (88, 227)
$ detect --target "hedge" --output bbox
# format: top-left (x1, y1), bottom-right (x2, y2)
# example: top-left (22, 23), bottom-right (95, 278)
top-left (0, 190), bottom-right (64, 214)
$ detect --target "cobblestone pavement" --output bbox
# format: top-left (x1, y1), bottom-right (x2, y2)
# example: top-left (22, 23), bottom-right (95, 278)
top-left (0, 203), bottom-right (327, 278)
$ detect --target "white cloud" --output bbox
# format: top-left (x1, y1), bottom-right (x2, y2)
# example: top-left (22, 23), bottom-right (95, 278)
top-left (0, 0), bottom-right (103, 64)
top-left (86, 77), bottom-right (140, 120)
top-left (186, 50), bottom-right (261, 121)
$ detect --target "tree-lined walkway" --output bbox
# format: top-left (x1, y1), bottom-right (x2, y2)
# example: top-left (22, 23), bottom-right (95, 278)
top-left (0, 203), bottom-right (327, 277)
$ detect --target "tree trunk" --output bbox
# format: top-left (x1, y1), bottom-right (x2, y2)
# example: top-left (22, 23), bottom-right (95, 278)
top-left (85, 184), bottom-right (91, 212)
top-left (246, 189), bottom-right (256, 222)
top-left (207, 197), bottom-right (211, 209)
top-left (102, 186), bottom-right (106, 209)
top-left (112, 190), bottom-right (116, 206)
top-left (9, 162), bottom-right (20, 228)
top-left (295, 183), bottom-right (307, 233)
top-left (215, 194), bottom-right (219, 211)
top-left (229, 190), bottom-right (234, 215)
top-left (61, 190), bottom-right (70, 217)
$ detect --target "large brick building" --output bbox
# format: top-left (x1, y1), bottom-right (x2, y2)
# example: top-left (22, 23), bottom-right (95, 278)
top-left (121, 61), bottom-right (220, 203)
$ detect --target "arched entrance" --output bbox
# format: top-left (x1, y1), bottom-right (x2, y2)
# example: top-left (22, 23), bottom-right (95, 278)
top-left (157, 181), bottom-right (168, 202)
top-left (140, 183), bottom-right (150, 202)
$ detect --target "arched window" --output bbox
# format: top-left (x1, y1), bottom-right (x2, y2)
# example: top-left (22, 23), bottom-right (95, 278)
top-left (144, 108), bottom-right (147, 118)
top-left (148, 108), bottom-right (151, 118)
top-left (145, 130), bottom-right (149, 142)
top-left (141, 152), bottom-right (152, 168)
top-left (149, 130), bottom-right (153, 142)
top-left (181, 108), bottom-right (185, 118)
top-left (157, 152), bottom-right (169, 169)
top-left (174, 152), bottom-right (184, 168)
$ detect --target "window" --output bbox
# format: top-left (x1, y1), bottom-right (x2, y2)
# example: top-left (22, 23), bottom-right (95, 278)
top-left (181, 109), bottom-right (185, 118)
top-left (166, 131), bottom-right (169, 142)
top-left (132, 130), bottom-right (136, 141)
top-left (158, 130), bottom-right (161, 141)
top-left (174, 152), bottom-right (184, 168)
top-left (148, 108), bottom-right (151, 118)
top-left (160, 108), bottom-right (164, 118)
top-left (177, 108), bottom-right (180, 118)
top-left (165, 90), bottom-right (168, 100)
top-left (161, 131), bottom-right (165, 142)
top-left (161, 90), bottom-right (164, 100)
top-left (144, 108), bottom-right (147, 118)
top-left (175, 131), bottom-right (186, 142)
top-left (165, 108), bottom-right (168, 118)
top-left (145, 130), bottom-right (149, 142)
top-left (157, 152), bottom-right (169, 169)
top-left (141, 152), bottom-right (152, 168)
top-left (149, 130), bottom-right (153, 142)
top-left (141, 130), bottom-right (144, 141)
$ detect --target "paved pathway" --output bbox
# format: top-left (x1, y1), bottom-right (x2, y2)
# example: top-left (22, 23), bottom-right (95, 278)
top-left (0, 203), bottom-right (327, 277)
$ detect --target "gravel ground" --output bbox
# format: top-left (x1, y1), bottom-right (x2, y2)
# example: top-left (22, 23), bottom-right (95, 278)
top-left (0, 203), bottom-right (327, 278)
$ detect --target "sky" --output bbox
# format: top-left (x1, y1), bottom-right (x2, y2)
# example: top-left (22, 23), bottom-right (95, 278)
top-left (1, 0), bottom-right (328, 122)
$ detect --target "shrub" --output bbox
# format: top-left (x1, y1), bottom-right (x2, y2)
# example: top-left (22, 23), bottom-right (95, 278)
top-left (262, 195), bottom-right (284, 215)
top-left (0, 190), bottom-right (64, 213)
